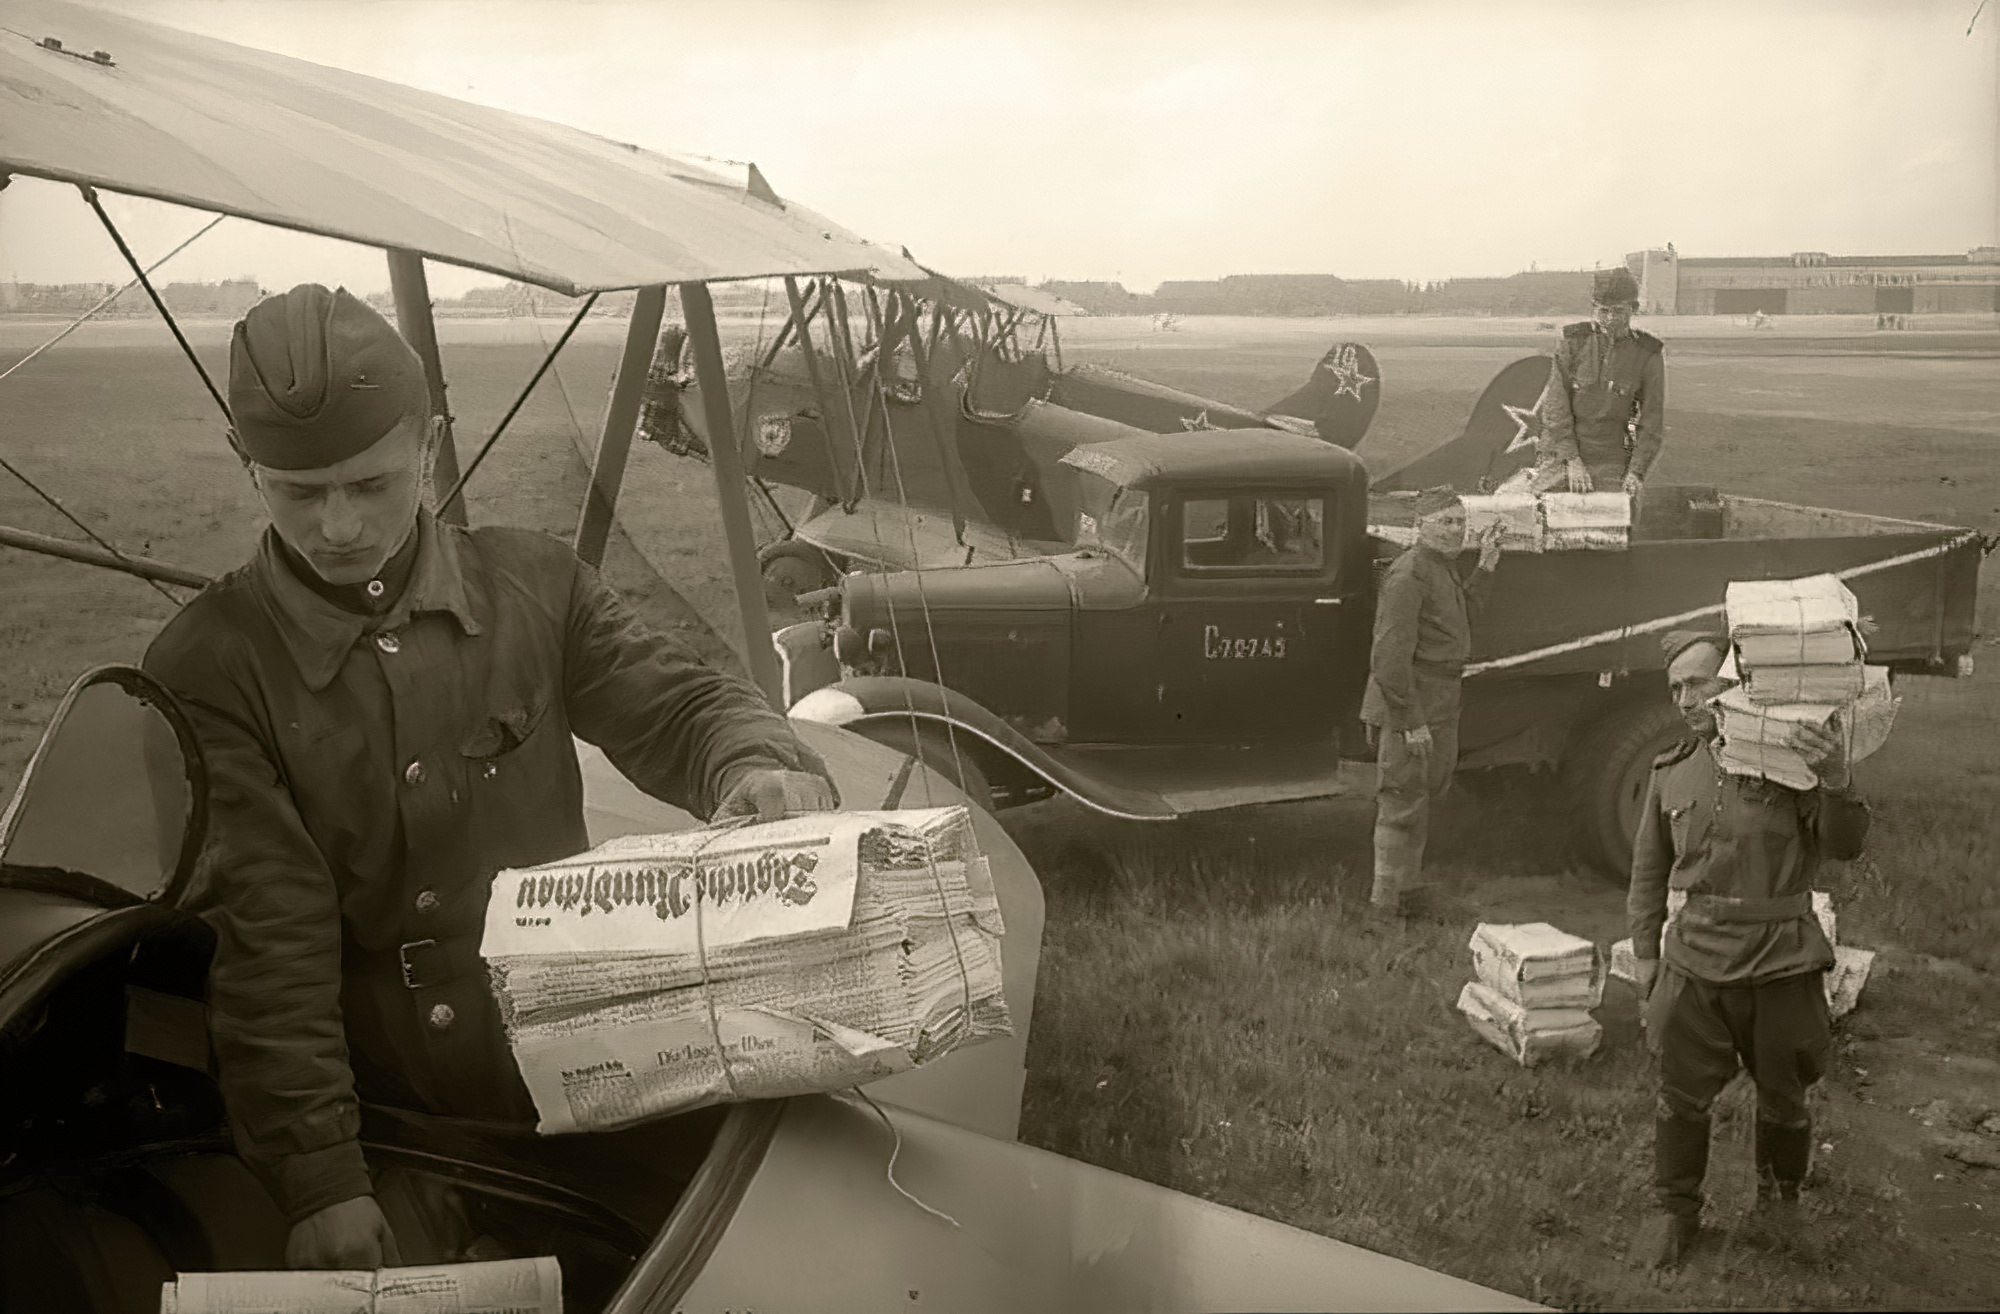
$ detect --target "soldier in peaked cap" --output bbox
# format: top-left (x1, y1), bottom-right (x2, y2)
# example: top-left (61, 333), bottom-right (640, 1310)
top-left (1360, 487), bottom-right (1502, 916)
top-left (143, 284), bottom-right (837, 1269)
top-left (1534, 266), bottom-right (1666, 496)
top-left (1627, 628), bottom-right (1868, 1269)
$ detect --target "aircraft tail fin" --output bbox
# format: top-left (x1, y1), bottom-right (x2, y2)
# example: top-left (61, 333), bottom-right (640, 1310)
top-left (1371, 354), bottom-right (1552, 493)
top-left (1261, 341), bottom-right (1381, 449)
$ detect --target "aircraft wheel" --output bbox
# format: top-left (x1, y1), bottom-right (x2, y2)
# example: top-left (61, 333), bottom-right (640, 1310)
top-left (761, 543), bottom-right (836, 611)
top-left (1561, 700), bottom-right (1685, 883)
top-left (860, 717), bottom-right (993, 813)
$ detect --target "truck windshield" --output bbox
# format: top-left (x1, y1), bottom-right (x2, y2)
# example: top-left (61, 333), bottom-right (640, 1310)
top-left (1179, 494), bottom-right (1325, 572)
top-left (1089, 488), bottom-right (1150, 572)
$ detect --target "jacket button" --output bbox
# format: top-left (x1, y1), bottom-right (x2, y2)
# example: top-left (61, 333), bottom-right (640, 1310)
top-left (429, 1004), bottom-right (455, 1030)
top-left (375, 632), bottom-right (401, 654)
top-left (415, 889), bottom-right (440, 914)
top-left (481, 762), bottom-right (498, 780)
top-left (404, 760), bottom-right (425, 786)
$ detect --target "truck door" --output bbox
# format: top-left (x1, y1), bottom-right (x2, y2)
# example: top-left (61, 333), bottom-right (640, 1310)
top-left (1150, 487), bottom-right (1345, 744)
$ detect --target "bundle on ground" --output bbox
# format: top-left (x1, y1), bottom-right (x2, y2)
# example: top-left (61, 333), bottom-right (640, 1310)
top-left (1456, 922), bottom-right (1603, 1065)
top-left (480, 806), bottom-right (1009, 1135)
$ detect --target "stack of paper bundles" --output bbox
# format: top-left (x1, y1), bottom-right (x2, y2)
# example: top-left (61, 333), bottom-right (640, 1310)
top-left (1541, 491), bottom-right (1632, 552)
top-left (481, 807), bottom-right (1010, 1135)
top-left (1610, 889), bottom-right (1871, 1019)
top-left (1725, 575), bottom-right (1867, 705)
top-left (1711, 688), bottom-right (1842, 791)
top-left (1456, 923), bottom-right (1603, 1065)
top-left (1459, 492), bottom-right (1545, 554)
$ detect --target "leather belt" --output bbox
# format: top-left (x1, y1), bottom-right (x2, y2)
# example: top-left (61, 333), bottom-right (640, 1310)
top-left (1681, 893), bottom-right (1813, 925)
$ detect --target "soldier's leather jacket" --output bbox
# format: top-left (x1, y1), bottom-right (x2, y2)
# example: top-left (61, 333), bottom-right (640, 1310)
top-left (144, 515), bottom-right (824, 1222)
top-left (1628, 736), bottom-right (1869, 986)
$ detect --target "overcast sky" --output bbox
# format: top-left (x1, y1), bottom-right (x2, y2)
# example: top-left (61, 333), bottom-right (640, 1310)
top-left (3, 0), bottom-right (1995, 295)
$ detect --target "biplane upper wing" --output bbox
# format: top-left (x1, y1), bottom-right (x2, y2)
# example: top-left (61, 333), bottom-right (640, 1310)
top-left (0, 0), bottom-right (927, 293)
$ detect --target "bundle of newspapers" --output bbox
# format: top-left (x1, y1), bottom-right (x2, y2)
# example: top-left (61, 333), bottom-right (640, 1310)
top-left (1454, 490), bottom-right (1632, 554)
top-left (1455, 922), bottom-right (1605, 1066)
top-left (1725, 575), bottom-right (1866, 705)
top-left (481, 806), bottom-right (1009, 1135)
top-left (1610, 889), bottom-right (1874, 1020)
top-left (159, 1258), bottom-right (561, 1314)
top-left (1715, 575), bottom-right (1898, 790)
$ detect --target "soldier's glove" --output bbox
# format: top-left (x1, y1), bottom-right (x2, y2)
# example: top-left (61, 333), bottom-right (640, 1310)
top-left (1790, 718), bottom-right (1851, 789)
top-left (1622, 471), bottom-right (1644, 496)
top-left (1477, 522), bottom-right (1504, 572)
top-left (713, 765), bottom-right (839, 822)
top-left (1566, 458), bottom-right (1593, 494)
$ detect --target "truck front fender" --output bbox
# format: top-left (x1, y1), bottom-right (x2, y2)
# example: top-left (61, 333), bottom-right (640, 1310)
top-left (789, 676), bottom-right (1176, 822)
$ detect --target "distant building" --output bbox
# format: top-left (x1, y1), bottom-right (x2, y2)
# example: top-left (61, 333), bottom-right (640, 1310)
top-left (1627, 247), bottom-right (2000, 315)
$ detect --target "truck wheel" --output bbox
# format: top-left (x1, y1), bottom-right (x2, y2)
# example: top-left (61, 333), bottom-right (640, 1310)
top-left (861, 718), bottom-right (994, 812)
top-left (1562, 700), bottom-right (1686, 883)
top-left (760, 542), bottom-right (836, 610)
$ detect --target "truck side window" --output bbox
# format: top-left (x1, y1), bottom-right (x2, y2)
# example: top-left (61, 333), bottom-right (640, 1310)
top-left (1180, 495), bottom-right (1324, 572)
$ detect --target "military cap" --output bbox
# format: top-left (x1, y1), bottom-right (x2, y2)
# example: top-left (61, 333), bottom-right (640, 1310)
top-left (1660, 628), bottom-right (1728, 668)
top-left (1592, 267), bottom-right (1641, 307)
top-left (1412, 486), bottom-right (1462, 518)
top-left (229, 284), bottom-right (429, 470)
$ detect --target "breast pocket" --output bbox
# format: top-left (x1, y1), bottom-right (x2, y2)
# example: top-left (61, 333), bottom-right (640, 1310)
top-left (455, 693), bottom-right (582, 869)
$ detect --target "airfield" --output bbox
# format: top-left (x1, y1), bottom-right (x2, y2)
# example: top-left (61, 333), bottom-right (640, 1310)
top-left (2, 311), bottom-right (1996, 1308)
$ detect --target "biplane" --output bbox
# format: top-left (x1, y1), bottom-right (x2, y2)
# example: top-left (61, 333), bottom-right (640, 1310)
top-left (0, 2), bottom-right (1542, 1311)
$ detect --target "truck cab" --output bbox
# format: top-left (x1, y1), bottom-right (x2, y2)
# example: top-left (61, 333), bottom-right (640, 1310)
top-left (802, 431), bottom-right (1378, 818)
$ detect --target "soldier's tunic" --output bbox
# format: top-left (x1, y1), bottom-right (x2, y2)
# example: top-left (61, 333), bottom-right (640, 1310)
top-left (1539, 322), bottom-right (1666, 488)
top-left (1629, 735), bottom-right (1869, 1218)
top-left (144, 514), bottom-right (821, 1225)
top-left (1360, 544), bottom-right (1495, 904)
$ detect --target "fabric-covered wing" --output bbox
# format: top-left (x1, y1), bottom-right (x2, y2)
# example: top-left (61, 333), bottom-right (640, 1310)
top-left (0, 0), bottom-right (926, 293)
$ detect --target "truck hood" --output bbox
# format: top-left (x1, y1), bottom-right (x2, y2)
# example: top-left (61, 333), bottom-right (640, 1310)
top-left (844, 557), bottom-right (1076, 627)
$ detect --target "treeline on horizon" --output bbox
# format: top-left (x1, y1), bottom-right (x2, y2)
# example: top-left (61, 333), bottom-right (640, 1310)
top-left (1, 267), bottom-right (1606, 319)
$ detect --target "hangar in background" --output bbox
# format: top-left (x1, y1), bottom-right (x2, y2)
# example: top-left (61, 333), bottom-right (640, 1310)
top-left (1629, 245), bottom-right (2000, 316)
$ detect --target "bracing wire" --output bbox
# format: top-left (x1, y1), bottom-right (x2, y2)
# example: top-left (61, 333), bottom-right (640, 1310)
top-left (867, 286), bottom-right (976, 804)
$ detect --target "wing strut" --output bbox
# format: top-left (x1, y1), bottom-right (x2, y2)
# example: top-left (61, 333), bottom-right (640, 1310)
top-left (574, 286), bottom-right (668, 567)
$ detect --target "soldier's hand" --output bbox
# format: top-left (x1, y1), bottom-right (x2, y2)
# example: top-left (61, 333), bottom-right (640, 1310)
top-left (714, 767), bottom-right (839, 822)
top-left (1622, 471), bottom-right (1644, 497)
top-left (1477, 522), bottom-right (1504, 571)
top-left (286, 1196), bottom-right (401, 1270)
top-left (1634, 958), bottom-right (1659, 999)
top-left (1566, 459), bottom-right (1593, 494)
top-left (1792, 719), bottom-right (1850, 788)
top-left (1403, 725), bottom-right (1434, 755)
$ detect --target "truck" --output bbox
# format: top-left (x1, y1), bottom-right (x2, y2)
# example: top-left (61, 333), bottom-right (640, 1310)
top-left (779, 427), bottom-right (1987, 878)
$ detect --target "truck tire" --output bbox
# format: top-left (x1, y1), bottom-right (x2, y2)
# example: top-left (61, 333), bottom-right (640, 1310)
top-left (1562, 700), bottom-right (1686, 883)
top-left (856, 717), bottom-right (994, 812)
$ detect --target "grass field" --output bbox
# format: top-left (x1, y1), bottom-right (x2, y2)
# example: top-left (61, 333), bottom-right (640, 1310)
top-left (2, 312), bottom-right (1997, 1309)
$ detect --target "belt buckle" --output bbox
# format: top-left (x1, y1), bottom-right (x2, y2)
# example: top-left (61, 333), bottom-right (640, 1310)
top-left (399, 939), bottom-right (437, 990)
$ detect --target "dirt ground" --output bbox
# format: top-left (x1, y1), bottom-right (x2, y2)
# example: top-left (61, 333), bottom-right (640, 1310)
top-left (2, 310), bottom-right (1996, 1308)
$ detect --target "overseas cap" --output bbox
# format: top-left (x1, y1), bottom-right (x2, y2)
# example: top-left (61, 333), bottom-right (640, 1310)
top-left (1593, 267), bottom-right (1641, 307)
top-left (1412, 486), bottom-right (1462, 518)
top-left (1660, 628), bottom-right (1727, 668)
top-left (229, 284), bottom-right (428, 470)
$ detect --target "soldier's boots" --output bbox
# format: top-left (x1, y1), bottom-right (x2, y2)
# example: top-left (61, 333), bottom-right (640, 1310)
top-left (1747, 1120), bottom-right (1815, 1259)
top-left (1637, 1113), bottom-right (1711, 1270)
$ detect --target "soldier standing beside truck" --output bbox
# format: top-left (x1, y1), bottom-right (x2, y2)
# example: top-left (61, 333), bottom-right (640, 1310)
top-left (1535, 266), bottom-right (1665, 496)
top-left (1628, 630), bottom-right (1869, 1270)
top-left (1361, 488), bottom-right (1503, 915)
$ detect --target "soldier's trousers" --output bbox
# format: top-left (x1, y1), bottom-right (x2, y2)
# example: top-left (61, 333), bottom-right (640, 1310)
top-left (1368, 713), bottom-right (1460, 907)
top-left (1646, 965), bottom-right (1832, 1127)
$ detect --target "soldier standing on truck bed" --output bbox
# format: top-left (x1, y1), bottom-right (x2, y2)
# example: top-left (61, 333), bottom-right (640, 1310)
top-left (1534, 266), bottom-right (1665, 496)
top-left (1361, 488), bottom-right (1502, 916)
top-left (1628, 630), bottom-right (1868, 1270)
